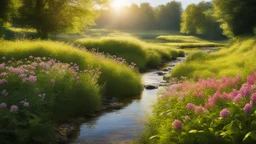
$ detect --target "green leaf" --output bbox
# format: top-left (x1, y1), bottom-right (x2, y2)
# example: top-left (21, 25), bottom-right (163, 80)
top-left (243, 132), bottom-right (251, 141)
top-left (149, 135), bottom-right (160, 140)
top-left (243, 131), bottom-right (256, 141)
top-left (189, 130), bottom-right (198, 133)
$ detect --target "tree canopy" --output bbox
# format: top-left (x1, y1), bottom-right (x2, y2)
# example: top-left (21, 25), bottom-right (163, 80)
top-left (17, 0), bottom-right (108, 38)
top-left (181, 2), bottom-right (224, 39)
top-left (213, 0), bottom-right (256, 38)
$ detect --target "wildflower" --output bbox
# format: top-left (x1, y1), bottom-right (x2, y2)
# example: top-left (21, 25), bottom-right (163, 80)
top-left (10, 105), bottom-right (19, 112)
top-left (0, 103), bottom-right (7, 108)
top-left (247, 75), bottom-right (255, 85)
top-left (195, 105), bottom-right (207, 114)
top-left (23, 101), bottom-right (29, 107)
top-left (220, 108), bottom-right (231, 118)
top-left (0, 72), bottom-right (7, 77)
top-left (243, 103), bottom-right (252, 113)
top-left (251, 93), bottom-right (256, 104)
top-left (172, 120), bottom-right (183, 130)
top-left (0, 64), bottom-right (4, 70)
top-left (184, 116), bottom-right (190, 121)
top-left (28, 75), bottom-right (37, 83)
top-left (2, 57), bottom-right (6, 60)
top-left (0, 79), bottom-right (8, 84)
top-left (233, 94), bottom-right (242, 103)
top-left (186, 103), bottom-right (195, 110)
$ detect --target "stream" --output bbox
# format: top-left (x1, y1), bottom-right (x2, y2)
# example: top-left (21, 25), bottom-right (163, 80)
top-left (69, 57), bottom-right (185, 144)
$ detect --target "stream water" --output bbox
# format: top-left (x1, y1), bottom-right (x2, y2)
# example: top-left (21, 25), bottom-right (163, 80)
top-left (69, 58), bottom-right (186, 144)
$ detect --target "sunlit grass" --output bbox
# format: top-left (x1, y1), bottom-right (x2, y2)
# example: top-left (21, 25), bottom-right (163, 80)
top-left (171, 37), bottom-right (256, 80)
top-left (76, 36), bottom-right (184, 70)
top-left (0, 40), bottom-right (142, 98)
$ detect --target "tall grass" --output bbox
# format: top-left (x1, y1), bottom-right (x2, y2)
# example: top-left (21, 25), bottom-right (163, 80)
top-left (171, 37), bottom-right (256, 80)
top-left (0, 40), bottom-right (142, 98)
top-left (75, 37), bottom-right (185, 70)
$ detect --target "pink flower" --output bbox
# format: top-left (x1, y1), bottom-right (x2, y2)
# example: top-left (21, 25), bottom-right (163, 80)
top-left (247, 75), bottom-right (255, 85)
top-left (186, 103), bottom-right (195, 110)
top-left (220, 108), bottom-right (231, 118)
top-left (195, 105), bottom-right (207, 114)
top-left (0, 79), bottom-right (8, 84)
top-left (28, 75), bottom-right (37, 83)
top-left (10, 105), bottom-right (19, 112)
top-left (251, 93), bottom-right (256, 104)
top-left (0, 103), bottom-right (7, 108)
top-left (243, 103), bottom-right (252, 113)
top-left (0, 64), bottom-right (4, 70)
top-left (184, 116), bottom-right (190, 121)
top-left (23, 101), bottom-right (29, 107)
top-left (233, 94), bottom-right (242, 103)
top-left (172, 120), bottom-right (183, 130)
top-left (0, 72), bottom-right (7, 77)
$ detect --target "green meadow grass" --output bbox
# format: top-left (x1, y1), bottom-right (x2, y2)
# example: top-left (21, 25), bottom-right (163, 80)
top-left (171, 37), bottom-right (256, 80)
top-left (76, 36), bottom-right (185, 70)
top-left (0, 40), bottom-right (142, 98)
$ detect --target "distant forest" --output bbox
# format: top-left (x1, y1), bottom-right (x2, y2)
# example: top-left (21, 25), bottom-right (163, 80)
top-left (95, 1), bottom-right (225, 39)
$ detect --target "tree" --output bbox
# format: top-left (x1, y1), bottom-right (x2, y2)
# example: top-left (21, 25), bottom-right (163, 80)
top-left (213, 0), bottom-right (256, 38)
top-left (181, 2), bottom-right (225, 39)
top-left (18, 0), bottom-right (108, 38)
top-left (155, 1), bottom-right (182, 30)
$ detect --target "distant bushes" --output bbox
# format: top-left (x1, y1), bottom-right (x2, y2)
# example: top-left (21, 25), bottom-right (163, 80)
top-left (76, 37), bottom-right (184, 70)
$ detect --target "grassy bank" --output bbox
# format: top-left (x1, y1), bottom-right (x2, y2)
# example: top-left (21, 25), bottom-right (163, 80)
top-left (141, 37), bottom-right (256, 144)
top-left (157, 35), bottom-right (226, 48)
top-left (0, 40), bottom-right (143, 143)
top-left (75, 37), bottom-right (185, 70)
top-left (171, 38), bottom-right (256, 80)
top-left (0, 40), bottom-right (142, 98)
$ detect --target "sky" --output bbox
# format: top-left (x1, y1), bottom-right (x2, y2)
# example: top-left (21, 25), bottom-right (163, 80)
top-left (111, 0), bottom-right (211, 9)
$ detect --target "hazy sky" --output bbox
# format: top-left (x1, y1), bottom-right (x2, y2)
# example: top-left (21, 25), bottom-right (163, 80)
top-left (112, 0), bottom-right (211, 9)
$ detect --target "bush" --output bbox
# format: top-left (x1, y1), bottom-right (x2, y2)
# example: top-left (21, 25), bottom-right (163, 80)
top-left (0, 57), bottom-right (101, 143)
top-left (141, 73), bottom-right (256, 144)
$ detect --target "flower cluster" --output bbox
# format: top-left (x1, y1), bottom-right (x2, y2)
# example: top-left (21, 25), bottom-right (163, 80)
top-left (0, 56), bottom-right (101, 113)
top-left (164, 72), bottom-right (256, 131)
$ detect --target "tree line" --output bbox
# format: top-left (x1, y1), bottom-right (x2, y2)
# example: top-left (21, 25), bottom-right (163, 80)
top-left (0, 0), bottom-right (256, 39)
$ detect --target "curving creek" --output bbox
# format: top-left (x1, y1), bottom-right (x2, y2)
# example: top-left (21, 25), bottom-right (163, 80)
top-left (68, 56), bottom-right (186, 144)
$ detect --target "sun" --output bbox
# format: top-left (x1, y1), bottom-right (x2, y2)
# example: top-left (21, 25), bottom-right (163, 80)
top-left (110, 0), bottom-right (126, 12)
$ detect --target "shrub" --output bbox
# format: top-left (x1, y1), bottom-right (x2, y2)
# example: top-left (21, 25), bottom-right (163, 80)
top-left (141, 72), bottom-right (256, 144)
top-left (0, 57), bottom-right (101, 143)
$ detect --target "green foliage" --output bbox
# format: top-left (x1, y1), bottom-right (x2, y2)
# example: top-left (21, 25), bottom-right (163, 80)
top-left (213, 0), bottom-right (256, 38)
top-left (17, 0), bottom-right (106, 38)
top-left (171, 37), bottom-right (256, 80)
top-left (181, 2), bottom-right (224, 40)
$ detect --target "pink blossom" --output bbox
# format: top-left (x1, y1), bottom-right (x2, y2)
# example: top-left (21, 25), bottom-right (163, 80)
top-left (186, 103), bottom-right (195, 110)
top-left (0, 72), bottom-right (7, 77)
top-left (23, 101), bottom-right (29, 107)
top-left (251, 93), bottom-right (256, 104)
top-left (10, 105), bottom-right (19, 112)
top-left (184, 116), bottom-right (190, 121)
top-left (0, 64), bottom-right (4, 70)
top-left (195, 105), bottom-right (207, 114)
top-left (233, 94), bottom-right (242, 103)
top-left (220, 108), bottom-right (231, 118)
top-left (28, 75), bottom-right (37, 83)
top-left (0, 103), bottom-right (7, 108)
top-left (247, 75), bottom-right (255, 85)
top-left (172, 120), bottom-right (183, 130)
top-left (244, 103), bottom-right (252, 113)
top-left (0, 79), bottom-right (8, 84)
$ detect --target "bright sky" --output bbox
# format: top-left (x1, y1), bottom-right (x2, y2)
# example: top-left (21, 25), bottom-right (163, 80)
top-left (111, 0), bottom-right (211, 9)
